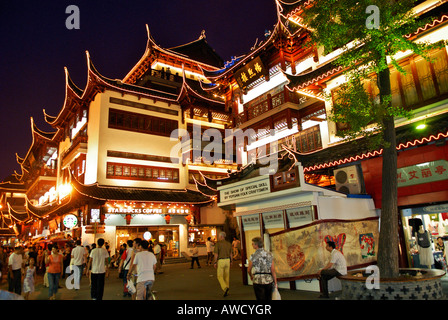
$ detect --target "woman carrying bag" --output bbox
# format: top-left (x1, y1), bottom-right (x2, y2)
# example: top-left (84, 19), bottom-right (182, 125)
top-left (45, 244), bottom-right (63, 300)
top-left (248, 237), bottom-right (278, 300)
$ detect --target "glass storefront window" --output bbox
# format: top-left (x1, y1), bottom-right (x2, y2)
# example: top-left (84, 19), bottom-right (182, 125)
top-left (188, 226), bottom-right (219, 244)
top-left (116, 225), bottom-right (180, 258)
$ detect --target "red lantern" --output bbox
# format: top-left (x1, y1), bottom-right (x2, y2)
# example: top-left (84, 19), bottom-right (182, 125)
top-left (164, 214), bottom-right (171, 224)
top-left (185, 214), bottom-right (192, 224)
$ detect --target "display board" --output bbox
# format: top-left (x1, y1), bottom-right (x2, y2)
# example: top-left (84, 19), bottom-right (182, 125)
top-left (270, 217), bottom-right (379, 279)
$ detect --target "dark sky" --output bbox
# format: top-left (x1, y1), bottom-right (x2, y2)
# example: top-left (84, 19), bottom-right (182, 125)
top-left (0, 0), bottom-right (278, 181)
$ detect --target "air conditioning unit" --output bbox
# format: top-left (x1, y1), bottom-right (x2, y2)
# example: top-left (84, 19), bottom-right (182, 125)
top-left (334, 165), bottom-right (362, 194)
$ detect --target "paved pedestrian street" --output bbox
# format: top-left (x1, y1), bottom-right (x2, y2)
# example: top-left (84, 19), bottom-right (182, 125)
top-left (0, 260), bottom-right (325, 301)
top-left (2, 259), bottom-right (448, 302)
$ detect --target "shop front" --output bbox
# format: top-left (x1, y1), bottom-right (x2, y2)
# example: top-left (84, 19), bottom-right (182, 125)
top-left (217, 159), bottom-right (379, 292)
top-left (401, 203), bottom-right (448, 270)
top-left (361, 142), bottom-right (448, 269)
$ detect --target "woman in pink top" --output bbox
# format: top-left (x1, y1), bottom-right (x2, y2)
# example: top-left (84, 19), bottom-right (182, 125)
top-left (45, 244), bottom-right (63, 300)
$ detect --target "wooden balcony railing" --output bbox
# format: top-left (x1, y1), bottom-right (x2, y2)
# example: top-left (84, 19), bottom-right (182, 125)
top-left (235, 86), bottom-right (305, 127)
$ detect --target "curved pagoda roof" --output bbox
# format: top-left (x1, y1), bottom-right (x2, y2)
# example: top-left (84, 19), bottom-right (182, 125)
top-left (123, 25), bottom-right (224, 85)
top-left (70, 172), bottom-right (214, 205)
top-left (168, 30), bottom-right (224, 69)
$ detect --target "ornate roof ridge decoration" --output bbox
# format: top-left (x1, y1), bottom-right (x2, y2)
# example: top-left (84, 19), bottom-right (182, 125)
top-left (0, 180), bottom-right (26, 191)
top-left (25, 192), bottom-right (73, 220)
top-left (86, 51), bottom-right (180, 101)
top-left (276, 0), bottom-right (315, 36)
top-left (177, 66), bottom-right (225, 106)
top-left (123, 25), bottom-right (223, 84)
top-left (200, 22), bottom-right (284, 83)
top-left (199, 55), bottom-right (246, 80)
top-left (16, 117), bottom-right (59, 178)
top-left (284, 59), bottom-right (343, 91)
top-left (7, 203), bottom-right (32, 224)
top-left (0, 210), bottom-right (16, 236)
top-left (44, 67), bottom-right (85, 127)
top-left (196, 148), bottom-right (299, 191)
top-left (69, 171), bottom-right (214, 205)
top-left (167, 29), bottom-right (224, 68)
top-left (192, 174), bottom-right (221, 197)
top-left (31, 117), bottom-right (57, 141)
top-left (44, 51), bottom-right (181, 130)
top-left (276, 0), bottom-right (308, 18)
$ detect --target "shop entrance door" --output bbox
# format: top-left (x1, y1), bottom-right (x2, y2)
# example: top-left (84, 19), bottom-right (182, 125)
top-left (116, 225), bottom-right (180, 258)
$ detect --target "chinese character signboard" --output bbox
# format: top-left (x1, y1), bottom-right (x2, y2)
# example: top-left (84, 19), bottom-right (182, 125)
top-left (286, 206), bottom-right (314, 226)
top-left (242, 214), bottom-right (260, 230)
top-left (397, 160), bottom-right (448, 187)
top-left (262, 210), bottom-right (284, 229)
top-left (234, 56), bottom-right (267, 89)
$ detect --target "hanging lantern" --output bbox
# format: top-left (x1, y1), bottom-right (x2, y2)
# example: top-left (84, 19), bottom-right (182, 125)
top-left (185, 214), bottom-right (193, 224)
top-left (125, 214), bottom-right (132, 225)
top-left (164, 214), bottom-right (171, 224)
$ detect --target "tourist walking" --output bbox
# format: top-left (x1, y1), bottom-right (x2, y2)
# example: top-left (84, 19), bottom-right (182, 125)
top-left (86, 238), bottom-right (110, 300)
top-left (70, 240), bottom-right (87, 289)
top-left (154, 240), bottom-right (163, 274)
top-left (23, 257), bottom-right (36, 300)
top-left (118, 240), bottom-right (134, 297)
top-left (206, 237), bottom-right (214, 266)
top-left (189, 242), bottom-right (201, 269)
top-left (318, 241), bottom-right (347, 298)
top-left (45, 244), bottom-right (63, 300)
top-left (8, 246), bottom-right (24, 295)
top-left (213, 232), bottom-right (232, 297)
top-left (247, 237), bottom-right (277, 300)
top-left (127, 240), bottom-right (157, 300)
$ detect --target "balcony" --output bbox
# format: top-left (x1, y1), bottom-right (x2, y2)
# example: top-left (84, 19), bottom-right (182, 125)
top-left (61, 132), bottom-right (88, 168)
top-left (235, 86), bottom-right (308, 127)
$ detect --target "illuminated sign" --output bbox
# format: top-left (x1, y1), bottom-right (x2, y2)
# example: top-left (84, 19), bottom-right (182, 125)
top-left (105, 205), bottom-right (189, 215)
top-left (143, 231), bottom-right (152, 240)
top-left (234, 56), bottom-right (267, 89)
top-left (63, 214), bottom-right (78, 229)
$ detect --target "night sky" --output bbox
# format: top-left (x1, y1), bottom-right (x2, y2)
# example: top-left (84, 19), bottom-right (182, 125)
top-left (0, 0), bottom-right (278, 181)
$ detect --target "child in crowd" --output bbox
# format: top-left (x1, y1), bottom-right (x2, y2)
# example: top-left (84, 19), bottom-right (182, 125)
top-left (23, 257), bottom-right (36, 300)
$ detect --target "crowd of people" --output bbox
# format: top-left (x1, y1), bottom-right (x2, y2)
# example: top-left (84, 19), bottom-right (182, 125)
top-left (0, 236), bottom-right (168, 301)
top-left (2, 232), bottom-right (342, 301)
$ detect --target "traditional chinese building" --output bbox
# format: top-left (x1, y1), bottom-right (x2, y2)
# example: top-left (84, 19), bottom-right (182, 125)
top-left (2, 0), bottom-right (448, 290)
top-left (0, 178), bottom-right (28, 243)
top-left (196, 0), bottom-right (448, 291)
top-left (12, 28), bottom-right (237, 257)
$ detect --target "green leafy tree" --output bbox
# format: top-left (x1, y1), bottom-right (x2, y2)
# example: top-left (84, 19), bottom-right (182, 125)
top-left (303, 0), bottom-right (444, 278)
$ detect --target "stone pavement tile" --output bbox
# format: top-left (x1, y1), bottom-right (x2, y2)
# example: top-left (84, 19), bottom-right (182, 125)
top-left (0, 260), bottom-right (321, 300)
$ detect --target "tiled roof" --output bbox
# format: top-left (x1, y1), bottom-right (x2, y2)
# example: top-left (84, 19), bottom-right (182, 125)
top-left (71, 176), bottom-right (213, 204)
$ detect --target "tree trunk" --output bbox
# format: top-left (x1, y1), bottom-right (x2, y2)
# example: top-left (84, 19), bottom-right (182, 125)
top-left (376, 64), bottom-right (400, 279)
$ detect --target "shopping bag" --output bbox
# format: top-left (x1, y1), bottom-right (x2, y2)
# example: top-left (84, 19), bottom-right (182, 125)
top-left (126, 281), bottom-right (136, 295)
top-left (272, 286), bottom-right (281, 300)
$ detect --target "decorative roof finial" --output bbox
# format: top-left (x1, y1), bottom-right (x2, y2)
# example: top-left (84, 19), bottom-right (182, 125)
top-left (200, 30), bottom-right (206, 39)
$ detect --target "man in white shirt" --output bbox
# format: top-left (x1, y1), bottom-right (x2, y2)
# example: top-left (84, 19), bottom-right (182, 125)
top-left (206, 237), bottom-right (214, 265)
top-left (318, 241), bottom-right (347, 298)
top-left (128, 240), bottom-right (157, 300)
top-left (86, 238), bottom-right (109, 300)
top-left (8, 246), bottom-right (24, 294)
top-left (70, 240), bottom-right (86, 289)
